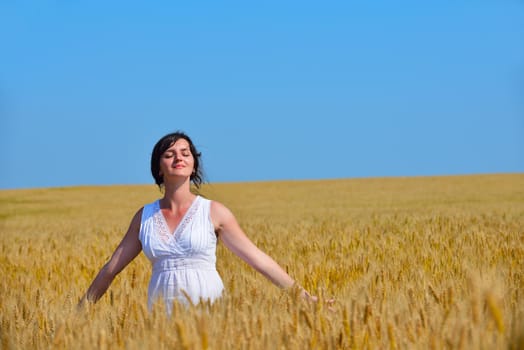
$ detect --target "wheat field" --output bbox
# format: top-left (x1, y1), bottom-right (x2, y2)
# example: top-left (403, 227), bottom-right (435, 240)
top-left (1, 174), bottom-right (523, 349)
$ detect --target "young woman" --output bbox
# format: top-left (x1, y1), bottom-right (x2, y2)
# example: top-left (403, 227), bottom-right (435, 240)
top-left (80, 131), bottom-right (317, 314)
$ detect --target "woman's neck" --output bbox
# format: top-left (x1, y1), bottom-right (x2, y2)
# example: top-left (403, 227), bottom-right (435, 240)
top-left (161, 179), bottom-right (195, 208)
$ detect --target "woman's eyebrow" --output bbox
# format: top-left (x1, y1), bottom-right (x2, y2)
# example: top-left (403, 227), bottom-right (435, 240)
top-left (165, 147), bottom-right (190, 153)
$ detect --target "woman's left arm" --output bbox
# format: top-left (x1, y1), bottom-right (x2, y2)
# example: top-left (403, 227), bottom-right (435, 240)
top-left (211, 201), bottom-right (295, 288)
top-left (211, 201), bottom-right (313, 297)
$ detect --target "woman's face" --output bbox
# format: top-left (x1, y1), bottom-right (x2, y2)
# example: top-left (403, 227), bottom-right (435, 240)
top-left (158, 138), bottom-right (195, 181)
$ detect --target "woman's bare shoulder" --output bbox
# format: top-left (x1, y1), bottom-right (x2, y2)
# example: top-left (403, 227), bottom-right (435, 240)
top-left (209, 200), bottom-right (236, 228)
top-left (127, 206), bottom-right (145, 228)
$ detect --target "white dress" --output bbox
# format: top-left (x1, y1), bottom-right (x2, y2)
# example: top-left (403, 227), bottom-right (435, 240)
top-left (139, 195), bottom-right (224, 314)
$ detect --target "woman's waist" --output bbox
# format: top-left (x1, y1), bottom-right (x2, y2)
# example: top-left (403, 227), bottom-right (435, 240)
top-left (152, 256), bottom-right (216, 272)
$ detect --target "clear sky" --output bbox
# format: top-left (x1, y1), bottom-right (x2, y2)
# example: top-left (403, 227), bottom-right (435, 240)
top-left (1, 1), bottom-right (523, 189)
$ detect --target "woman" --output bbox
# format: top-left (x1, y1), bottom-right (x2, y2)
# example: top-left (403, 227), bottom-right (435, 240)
top-left (80, 131), bottom-right (316, 314)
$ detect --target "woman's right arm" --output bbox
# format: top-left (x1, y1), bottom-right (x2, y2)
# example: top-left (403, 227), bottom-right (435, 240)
top-left (79, 208), bottom-right (143, 305)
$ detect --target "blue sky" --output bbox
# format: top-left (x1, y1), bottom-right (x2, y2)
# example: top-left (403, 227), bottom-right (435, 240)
top-left (1, 1), bottom-right (523, 189)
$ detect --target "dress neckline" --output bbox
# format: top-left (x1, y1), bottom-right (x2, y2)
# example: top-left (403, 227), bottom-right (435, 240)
top-left (156, 196), bottom-right (200, 238)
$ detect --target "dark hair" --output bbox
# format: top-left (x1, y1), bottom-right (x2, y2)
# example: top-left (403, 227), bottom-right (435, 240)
top-left (150, 131), bottom-right (204, 189)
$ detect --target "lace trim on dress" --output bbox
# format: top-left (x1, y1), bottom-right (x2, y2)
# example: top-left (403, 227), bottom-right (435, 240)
top-left (153, 202), bottom-right (170, 242)
top-left (153, 197), bottom-right (200, 243)
top-left (175, 197), bottom-right (200, 238)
